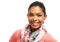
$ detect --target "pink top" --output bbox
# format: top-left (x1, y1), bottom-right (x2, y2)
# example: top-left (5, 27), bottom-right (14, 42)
top-left (9, 26), bottom-right (57, 42)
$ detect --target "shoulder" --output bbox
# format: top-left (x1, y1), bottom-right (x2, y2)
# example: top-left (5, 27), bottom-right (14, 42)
top-left (9, 29), bottom-right (21, 42)
top-left (12, 29), bottom-right (21, 38)
top-left (43, 32), bottom-right (57, 42)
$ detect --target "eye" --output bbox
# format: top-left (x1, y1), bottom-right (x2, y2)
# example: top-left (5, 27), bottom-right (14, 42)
top-left (28, 13), bottom-right (34, 17)
top-left (37, 14), bottom-right (42, 17)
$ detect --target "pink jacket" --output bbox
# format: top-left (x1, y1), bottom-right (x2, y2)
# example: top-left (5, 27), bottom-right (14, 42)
top-left (9, 29), bottom-right (57, 42)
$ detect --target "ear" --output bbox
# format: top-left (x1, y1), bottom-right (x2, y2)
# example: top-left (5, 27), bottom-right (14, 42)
top-left (27, 13), bottom-right (29, 18)
top-left (27, 13), bottom-right (28, 16)
top-left (44, 15), bottom-right (47, 20)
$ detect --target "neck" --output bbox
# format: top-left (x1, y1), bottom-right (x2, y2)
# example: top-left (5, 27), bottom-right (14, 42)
top-left (29, 26), bottom-right (41, 33)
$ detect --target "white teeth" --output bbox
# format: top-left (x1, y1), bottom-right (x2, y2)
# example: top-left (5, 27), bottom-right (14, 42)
top-left (32, 23), bottom-right (38, 25)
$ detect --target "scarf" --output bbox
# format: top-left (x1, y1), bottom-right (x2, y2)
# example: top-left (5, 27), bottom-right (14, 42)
top-left (21, 25), bottom-right (45, 42)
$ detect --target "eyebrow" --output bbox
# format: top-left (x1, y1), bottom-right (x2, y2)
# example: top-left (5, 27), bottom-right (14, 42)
top-left (29, 12), bottom-right (41, 14)
top-left (28, 12), bottom-right (33, 14)
top-left (36, 13), bottom-right (42, 15)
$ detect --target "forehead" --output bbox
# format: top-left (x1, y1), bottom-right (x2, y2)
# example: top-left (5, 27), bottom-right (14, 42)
top-left (28, 6), bottom-right (44, 14)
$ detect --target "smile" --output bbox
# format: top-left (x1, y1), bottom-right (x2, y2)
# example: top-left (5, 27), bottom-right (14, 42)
top-left (32, 22), bottom-right (39, 26)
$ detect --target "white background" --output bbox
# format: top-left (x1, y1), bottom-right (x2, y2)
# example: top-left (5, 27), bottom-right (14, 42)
top-left (0, 0), bottom-right (60, 42)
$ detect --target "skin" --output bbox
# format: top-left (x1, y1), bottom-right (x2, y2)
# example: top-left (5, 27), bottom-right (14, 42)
top-left (27, 6), bottom-right (47, 32)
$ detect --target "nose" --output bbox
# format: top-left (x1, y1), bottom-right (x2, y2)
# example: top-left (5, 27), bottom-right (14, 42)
top-left (33, 16), bottom-right (38, 21)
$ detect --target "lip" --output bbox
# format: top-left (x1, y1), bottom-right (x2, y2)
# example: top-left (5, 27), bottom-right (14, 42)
top-left (32, 22), bottom-right (39, 26)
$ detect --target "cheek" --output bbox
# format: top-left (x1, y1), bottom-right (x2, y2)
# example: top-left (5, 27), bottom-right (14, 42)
top-left (28, 17), bottom-right (32, 22)
top-left (38, 17), bottom-right (45, 22)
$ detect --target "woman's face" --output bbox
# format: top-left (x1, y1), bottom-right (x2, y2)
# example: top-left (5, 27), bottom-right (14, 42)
top-left (27, 6), bottom-right (47, 29)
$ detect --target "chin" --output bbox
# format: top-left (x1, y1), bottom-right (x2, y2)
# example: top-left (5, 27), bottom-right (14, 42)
top-left (31, 26), bottom-right (40, 29)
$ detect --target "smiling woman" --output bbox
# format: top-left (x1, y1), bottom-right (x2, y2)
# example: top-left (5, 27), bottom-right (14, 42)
top-left (27, 6), bottom-right (47, 33)
top-left (9, 1), bottom-right (57, 42)
top-left (27, 6), bottom-right (46, 32)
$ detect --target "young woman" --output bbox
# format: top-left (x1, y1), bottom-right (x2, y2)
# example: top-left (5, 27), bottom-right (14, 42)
top-left (9, 1), bottom-right (57, 42)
